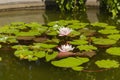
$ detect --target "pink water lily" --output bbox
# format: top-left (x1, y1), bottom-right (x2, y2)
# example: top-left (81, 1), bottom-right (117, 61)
top-left (58, 44), bottom-right (74, 52)
top-left (58, 27), bottom-right (72, 36)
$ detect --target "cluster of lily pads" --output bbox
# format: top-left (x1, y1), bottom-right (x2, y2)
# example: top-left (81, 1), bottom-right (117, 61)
top-left (0, 20), bottom-right (120, 71)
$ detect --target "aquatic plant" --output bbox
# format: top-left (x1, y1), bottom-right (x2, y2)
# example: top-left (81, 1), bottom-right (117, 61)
top-left (95, 59), bottom-right (119, 68)
top-left (58, 44), bottom-right (74, 52)
top-left (69, 39), bottom-right (88, 45)
top-left (92, 37), bottom-right (117, 45)
top-left (77, 45), bottom-right (97, 52)
top-left (51, 57), bottom-right (89, 68)
top-left (0, 21), bottom-right (120, 72)
top-left (107, 34), bottom-right (120, 40)
top-left (106, 47), bottom-right (120, 56)
top-left (0, 57), bottom-right (2, 61)
top-left (58, 27), bottom-right (73, 36)
top-left (98, 29), bottom-right (119, 34)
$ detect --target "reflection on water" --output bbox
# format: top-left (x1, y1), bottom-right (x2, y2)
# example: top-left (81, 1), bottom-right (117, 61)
top-left (0, 10), bottom-right (45, 26)
top-left (0, 9), bottom-right (120, 80)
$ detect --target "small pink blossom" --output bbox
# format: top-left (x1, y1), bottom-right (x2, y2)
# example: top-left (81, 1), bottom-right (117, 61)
top-left (58, 27), bottom-right (72, 36)
top-left (58, 44), bottom-right (74, 52)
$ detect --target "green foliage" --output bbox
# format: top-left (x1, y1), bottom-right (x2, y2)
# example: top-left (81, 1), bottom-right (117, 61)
top-left (0, 45), bottom-right (1, 48)
top-left (51, 57), bottom-right (89, 67)
top-left (12, 45), bottom-right (29, 50)
top-left (56, 0), bottom-right (86, 12)
top-left (92, 38), bottom-right (117, 45)
top-left (95, 59), bottom-right (119, 68)
top-left (45, 52), bottom-right (58, 62)
top-left (72, 66), bottom-right (84, 71)
top-left (98, 29), bottom-right (119, 34)
top-left (91, 22), bottom-right (108, 28)
top-left (100, 0), bottom-right (120, 18)
top-left (107, 34), bottom-right (120, 40)
top-left (38, 43), bottom-right (57, 49)
top-left (106, 47), bottom-right (120, 56)
top-left (34, 51), bottom-right (46, 58)
top-left (69, 39), bottom-right (88, 45)
top-left (0, 57), bottom-right (2, 61)
top-left (77, 45), bottom-right (97, 51)
top-left (0, 36), bottom-right (18, 43)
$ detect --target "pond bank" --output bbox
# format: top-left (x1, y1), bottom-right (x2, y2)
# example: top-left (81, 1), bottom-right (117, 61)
top-left (0, 0), bottom-right (45, 11)
top-left (0, 0), bottom-right (100, 11)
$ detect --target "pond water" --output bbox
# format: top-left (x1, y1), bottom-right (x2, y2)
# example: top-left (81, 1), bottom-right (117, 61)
top-left (0, 9), bottom-right (120, 80)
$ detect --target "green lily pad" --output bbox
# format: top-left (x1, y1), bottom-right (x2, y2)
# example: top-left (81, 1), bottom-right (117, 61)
top-left (77, 45), bottom-right (97, 51)
top-left (72, 66), bottom-right (84, 71)
top-left (39, 43), bottom-right (57, 49)
top-left (14, 50), bottom-right (33, 59)
top-left (95, 59), bottom-right (119, 68)
top-left (106, 47), bottom-right (120, 56)
top-left (0, 57), bottom-right (2, 61)
top-left (92, 38), bottom-right (117, 45)
top-left (46, 52), bottom-right (58, 62)
top-left (69, 39), bottom-right (88, 45)
top-left (34, 51), bottom-right (46, 58)
top-left (51, 57), bottom-right (89, 68)
top-left (107, 34), bottom-right (120, 40)
top-left (91, 22), bottom-right (108, 27)
top-left (98, 29), bottom-right (119, 34)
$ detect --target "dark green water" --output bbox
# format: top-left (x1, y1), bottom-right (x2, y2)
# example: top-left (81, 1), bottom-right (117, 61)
top-left (0, 9), bottom-right (120, 80)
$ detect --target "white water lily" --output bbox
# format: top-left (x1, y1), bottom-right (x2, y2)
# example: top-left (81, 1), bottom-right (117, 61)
top-left (58, 44), bottom-right (74, 52)
top-left (58, 27), bottom-right (72, 36)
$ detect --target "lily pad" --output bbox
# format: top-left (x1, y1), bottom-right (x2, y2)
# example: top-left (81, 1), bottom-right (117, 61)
top-left (92, 38), bottom-right (117, 45)
top-left (107, 34), bottom-right (120, 40)
top-left (98, 29), bottom-right (119, 34)
top-left (95, 59), bottom-right (119, 68)
top-left (34, 51), bottom-right (46, 58)
top-left (77, 45), bottom-right (97, 51)
top-left (39, 43), bottom-right (57, 49)
top-left (51, 57), bottom-right (89, 67)
top-left (72, 66), bottom-right (84, 71)
top-left (45, 52), bottom-right (58, 62)
top-left (69, 39), bottom-right (88, 45)
top-left (106, 47), bottom-right (120, 56)
top-left (0, 57), bottom-right (2, 61)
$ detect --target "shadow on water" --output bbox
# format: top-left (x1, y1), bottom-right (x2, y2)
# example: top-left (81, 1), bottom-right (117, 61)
top-left (0, 8), bottom-right (120, 80)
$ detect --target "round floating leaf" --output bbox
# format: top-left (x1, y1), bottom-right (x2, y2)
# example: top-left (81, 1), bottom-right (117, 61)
top-left (98, 29), bottom-right (119, 34)
top-left (46, 52), bottom-right (58, 62)
top-left (95, 59), bottom-right (119, 68)
top-left (33, 43), bottom-right (57, 49)
top-left (69, 40), bottom-right (88, 45)
top-left (72, 66), bottom-right (84, 71)
top-left (14, 50), bottom-right (33, 59)
top-left (92, 38), bottom-right (117, 45)
top-left (0, 57), bottom-right (2, 61)
top-left (91, 22), bottom-right (108, 27)
top-left (77, 45), bottom-right (97, 51)
top-left (12, 45), bottom-right (29, 50)
top-left (34, 51), bottom-right (46, 58)
top-left (106, 47), bottom-right (120, 56)
top-left (51, 57), bottom-right (89, 68)
top-left (107, 34), bottom-right (120, 40)
top-left (0, 45), bottom-right (1, 48)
